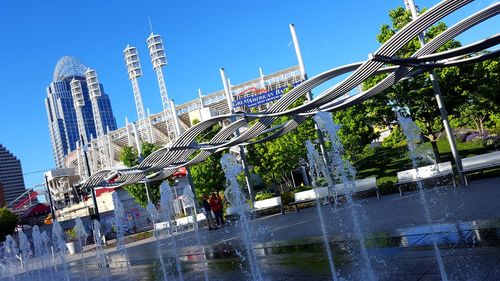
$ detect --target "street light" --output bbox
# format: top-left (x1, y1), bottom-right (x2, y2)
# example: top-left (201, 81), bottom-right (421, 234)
top-left (80, 134), bottom-right (100, 221)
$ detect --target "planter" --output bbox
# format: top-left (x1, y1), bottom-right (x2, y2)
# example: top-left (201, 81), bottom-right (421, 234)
top-left (66, 240), bottom-right (82, 255)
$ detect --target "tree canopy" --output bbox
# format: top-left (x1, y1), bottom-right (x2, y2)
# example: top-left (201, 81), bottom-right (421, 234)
top-left (119, 142), bottom-right (162, 207)
top-left (363, 6), bottom-right (499, 161)
top-left (0, 207), bottom-right (18, 242)
top-left (189, 123), bottom-right (226, 198)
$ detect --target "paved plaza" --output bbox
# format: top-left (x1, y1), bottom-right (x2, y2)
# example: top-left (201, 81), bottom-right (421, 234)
top-left (61, 176), bottom-right (500, 280)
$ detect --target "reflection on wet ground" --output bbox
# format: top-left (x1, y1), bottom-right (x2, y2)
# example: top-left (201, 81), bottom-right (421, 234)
top-left (61, 218), bottom-right (500, 281)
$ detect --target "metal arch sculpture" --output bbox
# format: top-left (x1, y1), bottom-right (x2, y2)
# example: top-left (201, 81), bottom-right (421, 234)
top-left (82, 0), bottom-right (500, 190)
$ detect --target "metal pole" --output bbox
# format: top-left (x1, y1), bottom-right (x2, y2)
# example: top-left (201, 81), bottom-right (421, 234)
top-left (44, 173), bottom-right (56, 219)
top-left (220, 68), bottom-right (255, 204)
top-left (289, 24), bottom-right (330, 167)
top-left (170, 99), bottom-right (182, 139)
top-left (81, 135), bottom-right (100, 221)
top-left (131, 122), bottom-right (143, 161)
top-left (404, 0), bottom-right (464, 185)
top-left (144, 182), bottom-right (151, 202)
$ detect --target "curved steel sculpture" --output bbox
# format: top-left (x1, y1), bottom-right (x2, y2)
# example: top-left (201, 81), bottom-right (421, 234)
top-left (83, 0), bottom-right (500, 189)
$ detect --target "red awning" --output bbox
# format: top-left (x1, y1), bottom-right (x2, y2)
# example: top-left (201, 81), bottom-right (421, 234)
top-left (21, 203), bottom-right (50, 218)
top-left (95, 188), bottom-right (115, 197)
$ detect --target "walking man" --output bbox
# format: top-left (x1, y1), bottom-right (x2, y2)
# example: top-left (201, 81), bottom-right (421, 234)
top-left (202, 195), bottom-right (216, 230)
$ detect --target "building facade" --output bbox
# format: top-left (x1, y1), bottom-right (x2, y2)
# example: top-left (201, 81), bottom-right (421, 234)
top-left (0, 144), bottom-right (26, 206)
top-left (45, 56), bottom-right (117, 168)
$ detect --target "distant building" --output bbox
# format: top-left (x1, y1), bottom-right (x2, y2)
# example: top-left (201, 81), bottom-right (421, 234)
top-left (0, 183), bottom-right (6, 207)
top-left (0, 144), bottom-right (26, 206)
top-left (45, 56), bottom-right (117, 168)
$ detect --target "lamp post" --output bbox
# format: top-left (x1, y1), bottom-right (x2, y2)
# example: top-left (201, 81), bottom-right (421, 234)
top-left (220, 68), bottom-right (255, 205)
top-left (44, 173), bottom-right (56, 220)
top-left (81, 134), bottom-right (100, 221)
top-left (404, 0), bottom-right (465, 185)
top-left (289, 24), bottom-right (330, 167)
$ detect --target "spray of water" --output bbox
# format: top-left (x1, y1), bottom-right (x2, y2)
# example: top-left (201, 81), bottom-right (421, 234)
top-left (111, 192), bottom-right (133, 280)
top-left (52, 220), bottom-right (71, 281)
top-left (314, 111), bottom-right (377, 281)
top-left (93, 220), bottom-right (110, 281)
top-left (306, 140), bottom-right (339, 281)
top-left (31, 226), bottom-right (44, 281)
top-left (74, 217), bottom-right (89, 281)
top-left (221, 153), bottom-right (263, 281)
top-left (182, 184), bottom-right (210, 281)
top-left (3, 235), bottom-right (19, 279)
top-left (159, 181), bottom-right (184, 281)
top-left (146, 200), bottom-right (170, 281)
top-left (397, 112), bottom-right (449, 281)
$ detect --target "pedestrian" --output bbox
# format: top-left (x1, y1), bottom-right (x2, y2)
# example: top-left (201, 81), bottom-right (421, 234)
top-left (209, 192), bottom-right (223, 226)
top-left (202, 195), bottom-right (216, 230)
top-left (216, 191), bottom-right (225, 225)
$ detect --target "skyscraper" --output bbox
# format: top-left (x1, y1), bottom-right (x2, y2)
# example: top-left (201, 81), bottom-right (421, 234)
top-left (45, 56), bottom-right (117, 168)
top-left (0, 144), bottom-right (26, 206)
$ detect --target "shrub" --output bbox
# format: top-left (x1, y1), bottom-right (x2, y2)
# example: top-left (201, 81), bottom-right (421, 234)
top-left (254, 191), bottom-right (275, 201)
top-left (455, 131), bottom-right (472, 143)
top-left (382, 127), bottom-right (407, 148)
top-left (65, 227), bottom-right (78, 242)
top-left (293, 185), bottom-right (313, 193)
top-left (280, 192), bottom-right (294, 206)
top-left (315, 177), bottom-right (328, 187)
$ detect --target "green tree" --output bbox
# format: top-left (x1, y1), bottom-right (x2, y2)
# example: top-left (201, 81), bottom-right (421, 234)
top-left (119, 142), bottom-right (162, 207)
top-left (364, 6), bottom-right (465, 162)
top-left (0, 207), bottom-right (18, 241)
top-left (331, 104), bottom-right (379, 161)
top-left (456, 58), bottom-right (500, 133)
top-left (248, 86), bottom-right (317, 190)
top-left (249, 116), bottom-right (316, 190)
top-left (190, 123), bottom-right (226, 198)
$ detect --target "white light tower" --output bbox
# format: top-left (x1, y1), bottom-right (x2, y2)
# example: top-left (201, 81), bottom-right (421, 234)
top-left (85, 68), bottom-right (109, 169)
top-left (147, 33), bottom-right (179, 139)
top-left (124, 45), bottom-right (146, 122)
top-left (70, 79), bottom-right (88, 177)
top-left (70, 79), bottom-right (87, 143)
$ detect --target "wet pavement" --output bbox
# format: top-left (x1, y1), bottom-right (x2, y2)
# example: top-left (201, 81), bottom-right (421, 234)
top-left (4, 177), bottom-right (500, 280)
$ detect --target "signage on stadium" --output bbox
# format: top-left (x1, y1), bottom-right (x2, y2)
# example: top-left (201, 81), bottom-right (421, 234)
top-left (232, 81), bottom-right (302, 108)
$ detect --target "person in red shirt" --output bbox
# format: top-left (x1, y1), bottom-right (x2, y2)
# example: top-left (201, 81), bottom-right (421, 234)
top-left (209, 192), bottom-right (223, 226)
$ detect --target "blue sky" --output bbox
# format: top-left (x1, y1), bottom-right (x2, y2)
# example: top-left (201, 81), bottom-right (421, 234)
top-left (0, 0), bottom-right (497, 190)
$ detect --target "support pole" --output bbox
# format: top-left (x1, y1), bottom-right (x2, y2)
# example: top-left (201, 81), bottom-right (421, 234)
top-left (220, 68), bottom-right (255, 204)
top-left (81, 135), bottom-right (100, 221)
top-left (44, 174), bottom-right (56, 220)
top-left (404, 0), bottom-right (464, 185)
top-left (290, 23), bottom-right (330, 167)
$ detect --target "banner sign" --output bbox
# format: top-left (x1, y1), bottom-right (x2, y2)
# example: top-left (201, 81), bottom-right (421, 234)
top-left (232, 81), bottom-right (302, 108)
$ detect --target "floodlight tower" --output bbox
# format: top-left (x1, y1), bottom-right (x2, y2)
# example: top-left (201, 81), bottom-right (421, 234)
top-left (147, 33), bottom-right (179, 139)
top-left (85, 68), bottom-right (110, 168)
top-left (70, 79), bottom-right (88, 143)
top-left (124, 45), bottom-right (146, 122)
top-left (70, 79), bottom-right (89, 177)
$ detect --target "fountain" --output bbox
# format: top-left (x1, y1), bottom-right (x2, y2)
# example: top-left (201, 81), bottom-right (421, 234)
top-left (158, 181), bottom-right (184, 281)
top-left (92, 219), bottom-right (110, 281)
top-left (146, 200), bottom-right (170, 281)
top-left (314, 111), bottom-right (377, 281)
top-left (31, 226), bottom-right (44, 281)
top-left (396, 112), bottom-right (449, 281)
top-left (52, 220), bottom-right (71, 281)
top-left (305, 140), bottom-right (339, 281)
top-left (111, 192), bottom-right (133, 280)
top-left (220, 153), bottom-right (263, 281)
top-left (181, 185), bottom-right (210, 281)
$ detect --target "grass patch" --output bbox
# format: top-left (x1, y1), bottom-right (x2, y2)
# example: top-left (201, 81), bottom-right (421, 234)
top-left (354, 139), bottom-right (499, 195)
